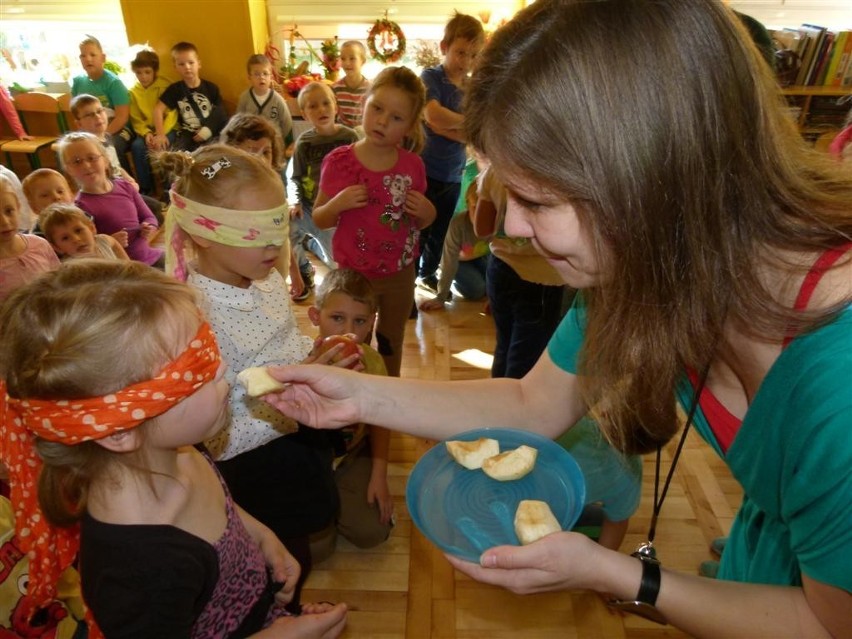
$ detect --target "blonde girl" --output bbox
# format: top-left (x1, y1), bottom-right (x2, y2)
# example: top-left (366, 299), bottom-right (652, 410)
top-left (40, 202), bottom-right (130, 260)
top-left (159, 144), bottom-right (343, 609)
top-left (219, 113), bottom-right (308, 301)
top-left (313, 66), bottom-right (436, 375)
top-left (0, 174), bottom-right (59, 302)
top-left (0, 260), bottom-right (347, 638)
top-left (57, 131), bottom-right (163, 267)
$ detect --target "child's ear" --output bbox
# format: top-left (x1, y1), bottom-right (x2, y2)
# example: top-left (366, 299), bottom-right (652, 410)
top-left (307, 306), bottom-right (321, 327)
top-left (94, 429), bottom-right (142, 453)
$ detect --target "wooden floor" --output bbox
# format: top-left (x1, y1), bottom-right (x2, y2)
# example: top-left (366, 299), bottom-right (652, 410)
top-left (294, 270), bottom-right (742, 639)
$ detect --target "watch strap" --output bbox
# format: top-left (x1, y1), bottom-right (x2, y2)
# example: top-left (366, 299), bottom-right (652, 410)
top-left (634, 552), bottom-right (661, 607)
top-left (607, 553), bottom-right (666, 625)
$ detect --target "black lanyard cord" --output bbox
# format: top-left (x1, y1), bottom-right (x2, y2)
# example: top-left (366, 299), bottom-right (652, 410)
top-left (646, 362), bottom-right (710, 548)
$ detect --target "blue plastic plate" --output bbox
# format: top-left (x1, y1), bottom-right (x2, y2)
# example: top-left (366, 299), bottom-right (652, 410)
top-left (406, 428), bottom-right (586, 562)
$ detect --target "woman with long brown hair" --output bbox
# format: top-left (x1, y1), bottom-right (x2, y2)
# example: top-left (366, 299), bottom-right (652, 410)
top-left (262, 1), bottom-right (852, 635)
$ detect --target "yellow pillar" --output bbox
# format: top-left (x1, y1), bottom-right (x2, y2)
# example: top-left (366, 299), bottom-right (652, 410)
top-left (119, 0), bottom-right (269, 109)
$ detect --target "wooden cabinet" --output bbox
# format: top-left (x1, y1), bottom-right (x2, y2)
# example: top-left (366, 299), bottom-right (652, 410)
top-left (781, 86), bottom-right (852, 138)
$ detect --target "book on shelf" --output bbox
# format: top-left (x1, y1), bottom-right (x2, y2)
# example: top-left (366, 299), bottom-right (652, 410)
top-left (795, 24), bottom-right (826, 86)
top-left (823, 31), bottom-right (849, 86)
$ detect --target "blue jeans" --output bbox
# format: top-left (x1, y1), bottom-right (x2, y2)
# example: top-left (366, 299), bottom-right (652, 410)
top-left (418, 177), bottom-right (461, 279)
top-left (486, 254), bottom-right (566, 379)
top-left (291, 200), bottom-right (336, 271)
top-left (454, 255), bottom-right (488, 300)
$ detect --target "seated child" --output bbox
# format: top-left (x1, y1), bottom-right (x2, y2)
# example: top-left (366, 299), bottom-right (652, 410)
top-left (71, 34), bottom-right (132, 169)
top-left (331, 41), bottom-right (370, 130)
top-left (70, 94), bottom-right (164, 223)
top-left (128, 49), bottom-right (177, 195)
top-left (0, 165), bottom-right (35, 232)
top-left (40, 203), bottom-right (129, 260)
top-left (57, 132), bottom-right (163, 268)
top-left (556, 416), bottom-right (643, 551)
top-left (237, 54), bottom-right (295, 162)
top-left (419, 180), bottom-right (490, 311)
top-left (153, 41), bottom-right (228, 153)
top-left (307, 269), bottom-right (394, 561)
top-left (0, 175), bottom-right (60, 303)
top-left (21, 168), bottom-right (76, 238)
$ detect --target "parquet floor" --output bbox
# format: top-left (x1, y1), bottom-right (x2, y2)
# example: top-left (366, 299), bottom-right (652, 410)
top-left (294, 267), bottom-right (743, 639)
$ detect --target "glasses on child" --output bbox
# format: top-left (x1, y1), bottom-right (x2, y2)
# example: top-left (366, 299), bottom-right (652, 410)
top-left (68, 154), bottom-right (104, 166)
top-left (251, 71), bottom-right (272, 78)
top-left (79, 108), bottom-right (106, 120)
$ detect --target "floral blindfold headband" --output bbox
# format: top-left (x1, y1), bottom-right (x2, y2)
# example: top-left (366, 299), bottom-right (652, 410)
top-left (0, 322), bottom-right (221, 626)
top-left (165, 188), bottom-right (290, 281)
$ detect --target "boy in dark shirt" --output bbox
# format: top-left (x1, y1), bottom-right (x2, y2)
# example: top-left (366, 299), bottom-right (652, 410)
top-left (152, 42), bottom-right (227, 152)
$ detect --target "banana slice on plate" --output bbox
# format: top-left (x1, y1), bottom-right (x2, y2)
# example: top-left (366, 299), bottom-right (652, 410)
top-left (481, 444), bottom-right (538, 481)
top-left (445, 437), bottom-right (500, 469)
top-left (237, 366), bottom-right (287, 397)
top-left (514, 499), bottom-right (561, 545)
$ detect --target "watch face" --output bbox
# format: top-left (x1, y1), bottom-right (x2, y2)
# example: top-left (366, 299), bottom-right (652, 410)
top-left (607, 600), bottom-right (667, 625)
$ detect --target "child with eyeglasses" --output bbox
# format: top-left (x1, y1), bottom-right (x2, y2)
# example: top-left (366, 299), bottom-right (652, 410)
top-left (57, 131), bottom-right (163, 267)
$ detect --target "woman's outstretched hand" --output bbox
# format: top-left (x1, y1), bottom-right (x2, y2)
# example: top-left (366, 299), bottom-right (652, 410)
top-left (263, 364), bottom-right (363, 430)
top-left (444, 531), bottom-right (604, 596)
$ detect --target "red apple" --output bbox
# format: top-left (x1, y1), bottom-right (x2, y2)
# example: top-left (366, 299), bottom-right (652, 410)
top-left (318, 334), bottom-right (360, 368)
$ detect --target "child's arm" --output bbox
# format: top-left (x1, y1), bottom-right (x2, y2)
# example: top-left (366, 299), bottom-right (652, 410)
top-left (312, 186), bottom-right (368, 229)
top-left (367, 425), bottom-right (393, 526)
top-left (103, 234), bottom-right (130, 260)
top-left (152, 100), bottom-right (170, 150)
top-left (193, 85), bottom-right (228, 143)
top-left (424, 99), bottom-right (465, 132)
top-left (404, 189), bottom-right (436, 229)
top-left (106, 104), bottom-right (130, 138)
top-left (235, 504), bottom-right (301, 605)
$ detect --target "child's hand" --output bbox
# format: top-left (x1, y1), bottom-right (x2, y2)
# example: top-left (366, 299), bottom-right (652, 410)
top-left (261, 536), bottom-right (301, 606)
top-left (303, 336), bottom-right (364, 371)
top-left (139, 222), bottom-right (156, 240)
top-left (261, 603), bottom-right (348, 639)
top-left (333, 184), bottom-right (368, 212)
top-left (404, 190), bottom-right (436, 228)
top-left (290, 203), bottom-right (303, 219)
top-left (112, 230), bottom-right (129, 247)
top-left (367, 475), bottom-right (394, 526)
top-left (151, 133), bottom-right (169, 151)
top-left (419, 297), bottom-right (447, 312)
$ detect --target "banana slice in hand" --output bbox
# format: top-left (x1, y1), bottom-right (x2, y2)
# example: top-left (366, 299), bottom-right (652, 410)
top-left (514, 499), bottom-right (561, 545)
top-left (237, 366), bottom-right (287, 397)
top-left (481, 445), bottom-right (538, 481)
top-left (445, 438), bottom-right (500, 469)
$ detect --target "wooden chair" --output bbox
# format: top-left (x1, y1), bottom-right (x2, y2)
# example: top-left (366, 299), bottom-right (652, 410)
top-left (56, 93), bottom-right (74, 132)
top-left (4, 92), bottom-right (62, 169)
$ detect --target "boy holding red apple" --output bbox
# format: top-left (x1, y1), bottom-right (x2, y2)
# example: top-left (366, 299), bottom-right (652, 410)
top-left (307, 269), bottom-right (394, 559)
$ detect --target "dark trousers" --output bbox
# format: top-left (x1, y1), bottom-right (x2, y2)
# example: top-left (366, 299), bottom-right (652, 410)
top-left (486, 254), bottom-right (566, 379)
top-left (215, 427), bottom-right (338, 610)
top-left (418, 177), bottom-right (461, 279)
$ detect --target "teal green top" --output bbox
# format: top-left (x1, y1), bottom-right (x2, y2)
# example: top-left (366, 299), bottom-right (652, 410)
top-left (453, 158), bottom-right (480, 215)
top-left (551, 299), bottom-right (852, 590)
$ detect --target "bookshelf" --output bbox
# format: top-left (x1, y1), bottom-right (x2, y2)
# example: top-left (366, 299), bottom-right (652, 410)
top-left (781, 86), bottom-right (852, 137)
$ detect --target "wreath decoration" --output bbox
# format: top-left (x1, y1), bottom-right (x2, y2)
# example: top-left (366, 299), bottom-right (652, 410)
top-left (368, 17), bottom-right (406, 64)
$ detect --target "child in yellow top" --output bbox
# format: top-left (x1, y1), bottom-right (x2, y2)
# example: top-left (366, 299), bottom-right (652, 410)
top-left (129, 50), bottom-right (177, 195)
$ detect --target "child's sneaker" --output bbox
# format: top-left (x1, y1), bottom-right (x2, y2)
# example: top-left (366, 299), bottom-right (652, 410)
top-left (291, 285), bottom-right (311, 303)
top-left (300, 264), bottom-right (315, 290)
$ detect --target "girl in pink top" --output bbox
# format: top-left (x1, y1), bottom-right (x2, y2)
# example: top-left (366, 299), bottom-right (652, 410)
top-left (313, 67), bottom-right (435, 376)
top-left (0, 175), bottom-right (59, 303)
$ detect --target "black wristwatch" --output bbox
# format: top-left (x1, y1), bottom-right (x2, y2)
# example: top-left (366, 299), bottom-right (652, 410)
top-left (607, 550), bottom-right (667, 625)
